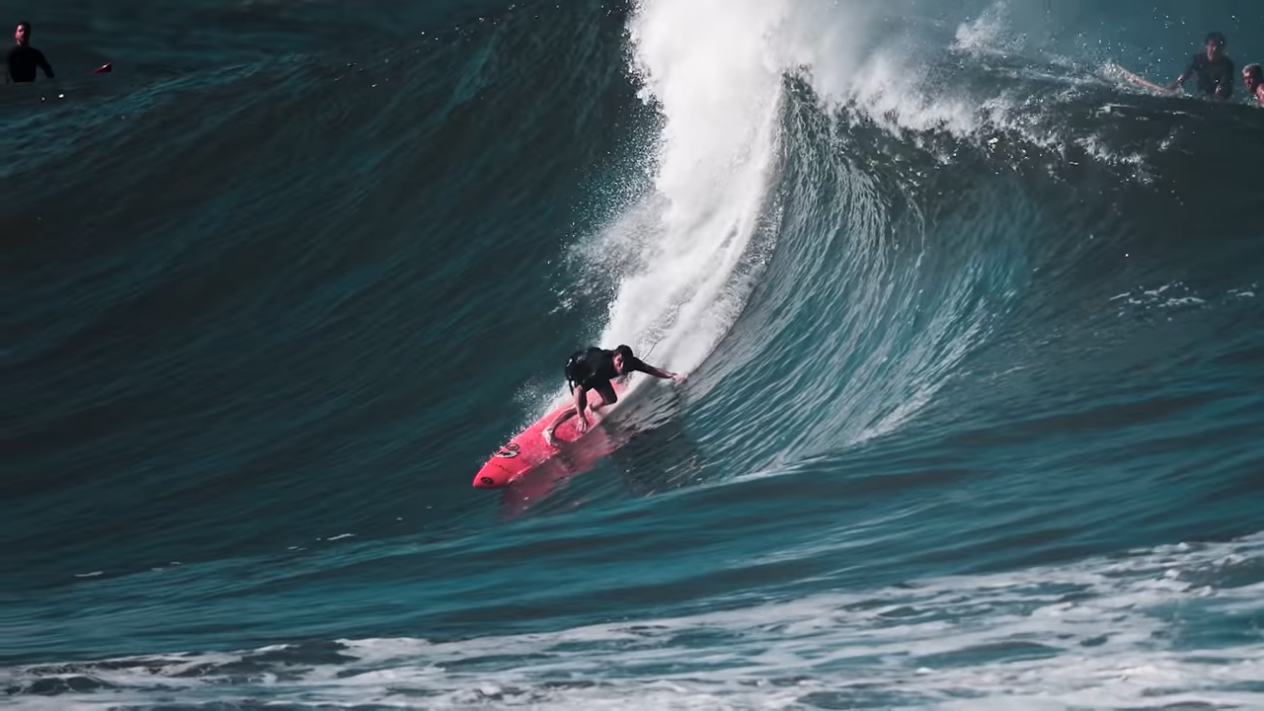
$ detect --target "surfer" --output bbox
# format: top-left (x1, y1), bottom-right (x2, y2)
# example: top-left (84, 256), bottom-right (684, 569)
top-left (1245, 64), bottom-right (1264, 105)
top-left (5, 21), bottom-right (54, 83)
top-left (1166, 31), bottom-right (1234, 100)
top-left (542, 345), bottom-right (680, 447)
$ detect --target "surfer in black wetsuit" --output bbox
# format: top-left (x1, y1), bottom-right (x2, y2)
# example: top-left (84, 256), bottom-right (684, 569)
top-left (1166, 32), bottom-right (1233, 100)
top-left (1245, 64), bottom-right (1264, 105)
top-left (6, 21), bottom-right (54, 83)
top-left (543, 344), bottom-right (680, 446)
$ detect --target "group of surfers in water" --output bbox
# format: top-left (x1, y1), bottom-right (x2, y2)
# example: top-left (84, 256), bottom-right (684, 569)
top-left (8, 22), bottom-right (1262, 102)
top-left (1163, 31), bottom-right (1264, 104)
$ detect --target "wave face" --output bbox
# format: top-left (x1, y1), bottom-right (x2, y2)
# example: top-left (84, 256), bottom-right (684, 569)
top-left (5, 0), bottom-right (1264, 707)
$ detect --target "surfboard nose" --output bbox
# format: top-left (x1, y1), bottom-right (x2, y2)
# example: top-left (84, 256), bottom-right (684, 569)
top-left (472, 461), bottom-right (514, 489)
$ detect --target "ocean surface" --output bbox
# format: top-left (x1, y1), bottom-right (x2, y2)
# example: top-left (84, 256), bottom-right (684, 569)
top-left (4, 0), bottom-right (1264, 708)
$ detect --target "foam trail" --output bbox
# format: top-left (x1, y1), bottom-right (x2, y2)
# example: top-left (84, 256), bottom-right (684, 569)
top-left (592, 0), bottom-right (794, 375)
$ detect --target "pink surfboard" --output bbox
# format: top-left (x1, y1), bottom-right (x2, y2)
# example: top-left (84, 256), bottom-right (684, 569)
top-left (494, 425), bottom-right (627, 516)
top-left (472, 379), bottom-right (629, 489)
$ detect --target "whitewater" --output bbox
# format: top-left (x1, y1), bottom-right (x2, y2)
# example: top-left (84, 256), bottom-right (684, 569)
top-left (4, 0), bottom-right (1264, 708)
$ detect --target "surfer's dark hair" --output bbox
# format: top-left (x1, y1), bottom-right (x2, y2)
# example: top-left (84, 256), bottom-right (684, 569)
top-left (1205, 31), bottom-right (1226, 46)
top-left (614, 344), bottom-right (634, 359)
top-left (16, 21), bottom-right (30, 31)
top-left (1246, 64), bottom-right (1262, 81)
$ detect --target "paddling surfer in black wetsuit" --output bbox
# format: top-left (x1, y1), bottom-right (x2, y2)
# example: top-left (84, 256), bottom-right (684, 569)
top-left (1167, 31), bottom-right (1234, 100)
top-left (543, 345), bottom-right (680, 446)
top-left (6, 21), bottom-right (54, 83)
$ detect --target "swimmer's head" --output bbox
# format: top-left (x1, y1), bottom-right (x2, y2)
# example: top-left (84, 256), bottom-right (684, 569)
top-left (1245, 64), bottom-right (1263, 93)
top-left (1205, 31), bottom-right (1227, 60)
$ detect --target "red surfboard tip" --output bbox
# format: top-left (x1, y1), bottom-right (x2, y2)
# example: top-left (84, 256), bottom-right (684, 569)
top-left (473, 460), bottom-right (516, 489)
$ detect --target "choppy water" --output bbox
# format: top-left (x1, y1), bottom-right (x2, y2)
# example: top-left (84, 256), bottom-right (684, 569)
top-left (4, 0), bottom-right (1264, 708)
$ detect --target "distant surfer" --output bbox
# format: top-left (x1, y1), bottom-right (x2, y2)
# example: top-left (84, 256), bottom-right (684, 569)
top-left (543, 345), bottom-right (680, 447)
top-left (1166, 31), bottom-right (1234, 100)
top-left (5, 21), bottom-right (54, 83)
top-left (1244, 64), bottom-right (1264, 105)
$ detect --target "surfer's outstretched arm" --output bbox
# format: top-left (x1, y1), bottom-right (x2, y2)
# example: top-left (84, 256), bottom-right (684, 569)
top-left (628, 358), bottom-right (682, 381)
top-left (1166, 68), bottom-right (1192, 91)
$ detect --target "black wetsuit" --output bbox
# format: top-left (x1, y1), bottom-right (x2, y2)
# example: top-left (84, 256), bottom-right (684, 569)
top-left (564, 347), bottom-right (645, 404)
top-left (6, 45), bottom-right (54, 83)
top-left (1185, 53), bottom-right (1234, 99)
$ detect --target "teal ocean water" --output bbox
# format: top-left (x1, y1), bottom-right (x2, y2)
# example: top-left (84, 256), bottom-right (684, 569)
top-left (4, 0), bottom-right (1264, 707)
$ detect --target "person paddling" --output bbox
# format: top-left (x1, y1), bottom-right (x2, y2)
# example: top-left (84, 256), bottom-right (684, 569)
top-left (1166, 31), bottom-right (1234, 100)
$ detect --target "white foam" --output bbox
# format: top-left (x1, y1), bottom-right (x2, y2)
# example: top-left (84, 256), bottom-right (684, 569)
top-left (953, 1), bottom-right (1029, 56)
top-left (13, 533), bottom-right (1263, 709)
top-left (584, 0), bottom-right (793, 379)
top-left (549, 0), bottom-right (1128, 426)
top-left (578, 0), bottom-right (1128, 407)
top-left (1110, 280), bottom-right (1261, 316)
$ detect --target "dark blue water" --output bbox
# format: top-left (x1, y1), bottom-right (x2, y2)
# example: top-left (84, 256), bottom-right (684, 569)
top-left (4, 0), bottom-right (1264, 707)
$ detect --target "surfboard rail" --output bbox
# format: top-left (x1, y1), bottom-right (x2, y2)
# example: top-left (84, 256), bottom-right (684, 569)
top-left (1113, 63), bottom-right (1173, 94)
